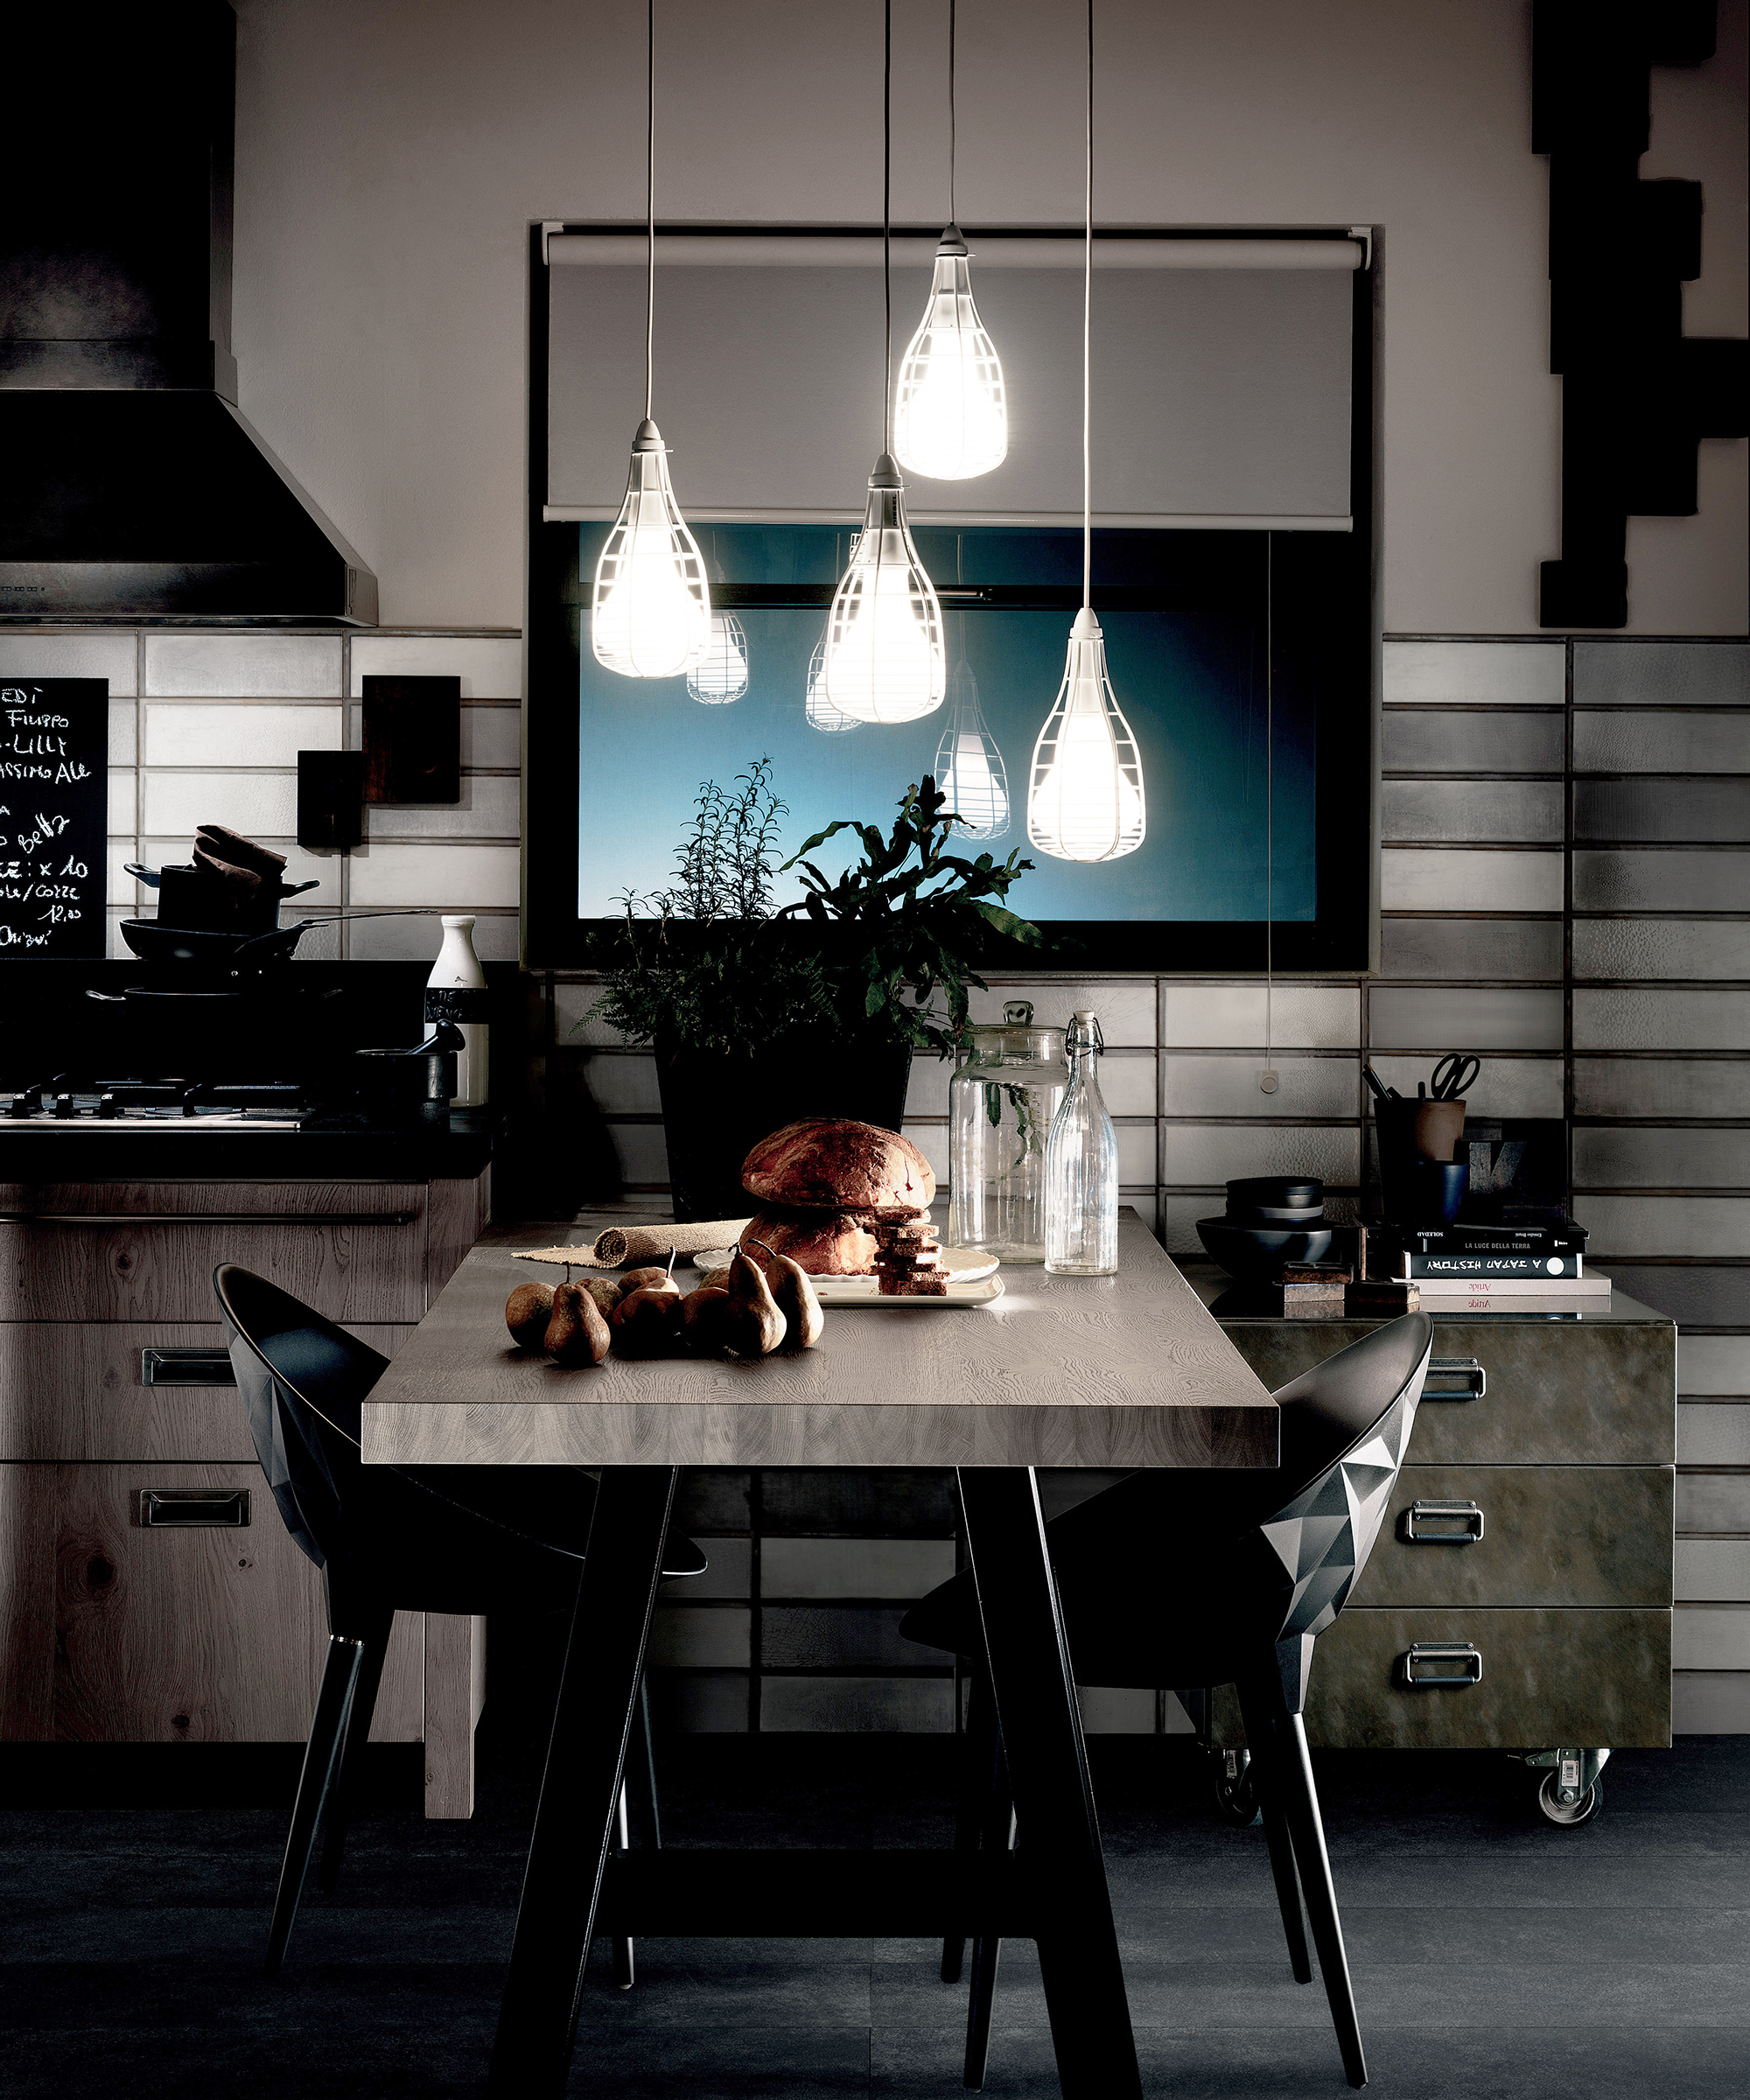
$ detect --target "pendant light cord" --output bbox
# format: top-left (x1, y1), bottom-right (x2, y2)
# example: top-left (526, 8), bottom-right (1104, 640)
top-left (884, 0), bottom-right (893, 454)
top-left (1082, 0), bottom-right (1093, 611)
top-left (645, 0), bottom-right (655, 422)
top-left (948, 0), bottom-right (957, 226)
top-left (1265, 530), bottom-right (1274, 1067)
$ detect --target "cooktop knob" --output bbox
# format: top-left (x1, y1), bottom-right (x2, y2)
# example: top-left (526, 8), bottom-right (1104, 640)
top-left (6, 1094), bottom-right (35, 1119)
top-left (53, 1094), bottom-right (77, 1119)
top-left (96, 1095), bottom-right (121, 1118)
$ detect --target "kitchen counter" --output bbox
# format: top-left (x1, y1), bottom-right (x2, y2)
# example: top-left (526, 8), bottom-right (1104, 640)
top-left (0, 1107), bottom-right (500, 1185)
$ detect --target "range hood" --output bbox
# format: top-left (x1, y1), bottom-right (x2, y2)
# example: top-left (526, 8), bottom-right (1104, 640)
top-left (0, 4), bottom-right (377, 626)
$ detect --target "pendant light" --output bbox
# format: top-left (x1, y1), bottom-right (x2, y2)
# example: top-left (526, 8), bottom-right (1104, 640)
top-left (591, 0), bottom-right (710, 681)
top-left (1026, 0), bottom-right (1145, 864)
top-left (822, 0), bottom-right (947, 726)
top-left (806, 626), bottom-right (863, 732)
top-left (935, 638), bottom-right (1010, 837)
top-left (688, 537), bottom-right (749, 704)
top-left (892, 0), bottom-right (1007, 480)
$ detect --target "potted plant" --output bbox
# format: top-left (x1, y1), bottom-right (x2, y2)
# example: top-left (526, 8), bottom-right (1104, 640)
top-left (588, 759), bottom-right (1041, 1219)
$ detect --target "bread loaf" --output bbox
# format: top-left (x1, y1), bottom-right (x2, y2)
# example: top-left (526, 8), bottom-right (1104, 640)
top-left (742, 1118), bottom-right (936, 1214)
top-left (740, 1206), bottom-right (880, 1277)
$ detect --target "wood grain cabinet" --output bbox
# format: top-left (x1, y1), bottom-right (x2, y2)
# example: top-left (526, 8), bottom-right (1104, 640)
top-left (0, 1170), bottom-right (492, 1816)
top-left (1204, 1281), bottom-right (1677, 1763)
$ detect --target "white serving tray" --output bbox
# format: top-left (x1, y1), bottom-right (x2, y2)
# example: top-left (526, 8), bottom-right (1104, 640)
top-left (815, 1270), bottom-right (1004, 1308)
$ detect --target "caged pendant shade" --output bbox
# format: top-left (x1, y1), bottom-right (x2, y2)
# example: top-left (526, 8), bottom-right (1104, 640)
top-left (592, 422), bottom-right (711, 678)
top-left (687, 612), bottom-right (749, 703)
top-left (935, 648), bottom-right (1009, 837)
top-left (894, 227), bottom-right (1007, 481)
top-left (806, 627), bottom-right (863, 732)
top-left (1027, 606), bottom-right (1145, 862)
top-left (822, 453), bottom-right (946, 724)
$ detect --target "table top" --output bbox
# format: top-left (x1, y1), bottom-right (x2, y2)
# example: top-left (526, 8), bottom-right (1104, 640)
top-left (361, 1209), bottom-right (1279, 1472)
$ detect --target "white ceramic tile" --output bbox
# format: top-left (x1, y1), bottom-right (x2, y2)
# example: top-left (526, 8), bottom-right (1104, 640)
top-left (1572, 1194), bottom-right (1750, 1257)
top-left (144, 632), bottom-right (342, 697)
top-left (654, 1675), bottom-right (750, 1732)
top-left (1674, 1606), bottom-right (1750, 1671)
top-left (904, 1054), bottom-right (952, 1117)
top-left (1120, 1192), bottom-right (1158, 1232)
top-left (461, 704), bottom-right (522, 769)
top-left (759, 1676), bottom-right (953, 1732)
top-left (969, 978), bottom-right (1155, 1046)
top-left (284, 914), bottom-right (344, 962)
top-left (760, 1537), bottom-right (956, 1600)
top-left (1573, 640), bottom-right (1748, 707)
top-left (1680, 1469), bottom-right (1750, 1535)
top-left (1161, 984), bottom-right (1360, 1050)
top-left (1676, 1540), bottom-right (1750, 1601)
top-left (1574, 1127), bottom-right (1750, 1188)
top-left (1671, 1672), bottom-right (1750, 1731)
top-left (682, 1537), bottom-right (752, 1600)
top-left (142, 771), bottom-right (298, 837)
top-left (901, 1121), bottom-right (949, 1184)
top-left (106, 841), bottom-right (138, 907)
top-left (1368, 1054), bottom-right (1564, 1118)
top-left (364, 775), bottom-right (521, 840)
top-left (1114, 1122), bottom-right (1158, 1186)
top-left (1678, 1404), bottom-right (1750, 1464)
top-left (581, 1052), bottom-right (662, 1116)
top-left (553, 978), bottom-right (637, 1047)
top-left (1572, 850), bottom-right (1750, 911)
top-left (1382, 640), bottom-right (1564, 707)
top-left (648, 1606), bottom-right (750, 1669)
top-left (1575, 710), bottom-right (1750, 774)
top-left (108, 699), bottom-right (136, 765)
top-left (346, 909), bottom-right (519, 961)
top-left (1078, 1687), bottom-right (1158, 1734)
top-left (1369, 985), bottom-right (1564, 1051)
top-left (1380, 848), bottom-right (1564, 914)
top-left (1160, 1124), bottom-right (1359, 1189)
top-left (1166, 1054), bottom-right (1357, 1117)
top-left (602, 1120), bottom-right (668, 1187)
top-left (346, 843), bottom-right (520, 909)
top-left (1572, 1057), bottom-right (1750, 1118)
top-left (1573, 989), bottom-right (1750, 1052)
top-left (349, 634), bottom-right (522, 698)
top-left (1097, 1051), bottom-right (1158, 1116)
top-left (0, 632), bottom-right (137, 694)
top-left (1572, 919), bottom-right (1750, 982)
top-left (106, 908), bottom-right (133, 958)
top-left (138, 836), bottom-right (341, 908)
top-left (1678, 1336), bottom-right (1750, 1396)
top-left (143, 702), bottom-right (342, 768)
top-left (1162, 1194), bottom-right (1214, 1255)
top-left (1380, 780), bottom-right (1564, 844)
top-left (107, 771), bottom-right (136, 836)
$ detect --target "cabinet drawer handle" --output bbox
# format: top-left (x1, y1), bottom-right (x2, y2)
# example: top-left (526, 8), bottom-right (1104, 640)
top-left (141, 1348), bottom-right (235, 1388)
top-left (1401, 1641), bottom-right (1483, 1687)
top-left (136, 1488), bottom-right (251, 1528)
top-left (1404, 1499), bottom-right (1485, 1544)
top-left (1424, 1356), bottom-right (1487, 1401)
top-left (2, 1211), bottom-right (416, 1227)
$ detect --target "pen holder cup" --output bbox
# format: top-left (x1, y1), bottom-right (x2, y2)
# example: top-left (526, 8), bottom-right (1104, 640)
top-left (1376, 1097), bottom-right (1467, 1224)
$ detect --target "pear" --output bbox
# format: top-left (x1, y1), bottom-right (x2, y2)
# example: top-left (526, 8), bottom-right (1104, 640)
top-left (545, 1279), bottom-right (612, 1367)
top-left (505, 1280), bottom-right (555, 1352)
top-left (611, 1279), bottom-right (683, 1357)
top-left (582, 1277), bottom-right (621, 1318)
top-left (678, 1284), bottom-right (735, 1354)
top-left (725, 1249), bottom-right (787, 1357)
top-left (617, 1264), bottom-right (676, 1299)
top-left (745, 1239), bottom-right (823, 1353)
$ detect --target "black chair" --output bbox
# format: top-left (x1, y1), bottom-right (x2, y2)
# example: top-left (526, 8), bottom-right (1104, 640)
top-left (214, 1264), bottom-right (705, 1981)
top-left (903, 1312), bottom-right (1434, 2093)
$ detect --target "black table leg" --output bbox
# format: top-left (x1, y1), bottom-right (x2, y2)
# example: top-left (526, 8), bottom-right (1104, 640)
top-left (487, 1465), bottom-right (679, 2097)
top-left (957, 1467), bottom-right (1143, 2100)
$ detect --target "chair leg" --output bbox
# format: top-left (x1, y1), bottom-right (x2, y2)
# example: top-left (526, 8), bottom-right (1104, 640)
top-left (628, 1676), bottom-right (662, 1852)
top-left (1234, 1679), bottom-right (1312, 1985)
top-left (1273, 1701), bottom-right (1368, 2090)
top-left (611, 1782), bottom-right (635, 1990)
top-left (942, 1670), bottom-right (999, 1984)
top-left (962, 1800), bottom-right (1015, 2092)
top-left (317, 1604), bottom-right (396, 1894)
top-left (265, 1634), bottom-right (363, 1978)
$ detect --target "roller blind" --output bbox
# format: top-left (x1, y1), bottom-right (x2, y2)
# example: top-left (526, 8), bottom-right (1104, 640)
top-left (544, 231), bottom-right (1361, 529)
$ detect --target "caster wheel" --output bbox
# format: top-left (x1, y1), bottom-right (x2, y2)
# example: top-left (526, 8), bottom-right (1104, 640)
top-left (1212, 1749), bottom-right (1262, 1828)
top-left (1536, 1771), bottom-right (1603, 1827)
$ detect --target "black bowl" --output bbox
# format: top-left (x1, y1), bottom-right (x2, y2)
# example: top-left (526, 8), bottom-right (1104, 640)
top-left (1226, 1176), bottom-right (1323, 1212)
top-left (1196, 1218), bottom-right (1334, 1284)
top-left (1226, 1202), bottom-right (1327, 1227)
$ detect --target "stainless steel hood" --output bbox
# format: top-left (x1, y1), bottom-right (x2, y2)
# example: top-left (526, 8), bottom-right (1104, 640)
top-left (0, 3), bottom-right (377, 626)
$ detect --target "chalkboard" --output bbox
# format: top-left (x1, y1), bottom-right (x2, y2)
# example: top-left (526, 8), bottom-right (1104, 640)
top-left (0, 676), bottom-right (108, 957)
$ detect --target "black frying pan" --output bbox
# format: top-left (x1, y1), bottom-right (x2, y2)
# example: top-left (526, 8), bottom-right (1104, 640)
top-left (116, 912), bottom-right (431, 968)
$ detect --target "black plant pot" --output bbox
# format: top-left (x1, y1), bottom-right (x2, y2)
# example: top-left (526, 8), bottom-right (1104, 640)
top-left (654, 1028), bottom-right (914, 1223)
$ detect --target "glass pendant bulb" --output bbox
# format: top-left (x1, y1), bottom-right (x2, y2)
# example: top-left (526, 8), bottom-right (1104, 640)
top-left (935, 649), bottom-right (1009, 837)
top-left (687, 612), bottom-right (748, 704)
top-left (1027, 607), bottom-right (1145, 863)
top-left (822, 453), bottom-right (946, 724)
top-left (591, 417), bottom-right (711, 679)
top-left (893, 226), bottom-right (1008, 481)
top-left (806, 628), bottom-right (862, 732)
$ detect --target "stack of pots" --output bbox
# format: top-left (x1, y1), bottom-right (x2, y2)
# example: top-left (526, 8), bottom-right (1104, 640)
top-left (1195, 1177), bottom-right (1332, 1284)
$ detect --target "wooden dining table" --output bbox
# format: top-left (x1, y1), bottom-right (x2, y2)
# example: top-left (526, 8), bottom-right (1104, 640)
top-left (360, 1209), bottom-right (1280, 2098)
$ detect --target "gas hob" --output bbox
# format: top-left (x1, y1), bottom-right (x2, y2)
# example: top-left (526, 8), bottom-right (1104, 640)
top-left (4, 1076), bottom-right (316, 1128)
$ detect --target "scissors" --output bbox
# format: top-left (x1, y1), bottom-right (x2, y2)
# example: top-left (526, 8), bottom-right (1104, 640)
top-left (1431, 1053), bottom-right (1480, 1102)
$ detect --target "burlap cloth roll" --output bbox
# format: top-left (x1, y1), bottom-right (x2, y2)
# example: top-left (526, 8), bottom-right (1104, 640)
top-left (514, 1218), bottom-right (752, 1270)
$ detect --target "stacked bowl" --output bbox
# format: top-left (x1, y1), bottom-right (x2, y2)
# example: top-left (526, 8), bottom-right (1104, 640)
top-left (1195, 1177), bottom-right (1332, 1283)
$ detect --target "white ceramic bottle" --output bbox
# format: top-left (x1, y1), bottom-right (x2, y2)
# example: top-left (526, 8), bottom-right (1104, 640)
top-left (424, 914), bottom-right (489, 1109)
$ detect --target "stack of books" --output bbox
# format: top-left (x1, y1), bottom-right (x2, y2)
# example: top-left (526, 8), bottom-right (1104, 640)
top-left (1382, 1223), bottom-right (1605, 1310)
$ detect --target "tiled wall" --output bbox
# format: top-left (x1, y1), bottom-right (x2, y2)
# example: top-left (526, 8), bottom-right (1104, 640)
top-left (549, 634), bottom-right (1750, 1737)
top-left (0, 626), bottom-right (523, 965)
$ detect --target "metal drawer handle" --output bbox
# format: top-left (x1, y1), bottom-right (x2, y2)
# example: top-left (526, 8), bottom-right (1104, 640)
top-left (1401, 1642), bottom-right (1483, 1687)
top-left (136, 1488), bottom-right (251, 1529)
top-left (3, 1211), bottom-right (417, 1227)
top-left (141, 1348), bottom-right (235, 1389)
top-left (1404, 1499), bottom-right (1485, 1544)
top-left (1424, 1356), bottom-right (1487, 1402)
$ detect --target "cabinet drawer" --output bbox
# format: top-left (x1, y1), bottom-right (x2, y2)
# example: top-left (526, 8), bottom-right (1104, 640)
top-left (1219, 1317), bottom-right (1675, 1464)
top-left (1349, 1466), bottom-right (1674, 1608)
top-left (0, 1182), bottom-right (427, 1322)
top-left (1214, 1607), bottom-right (1670, 1751)
top-left (0, 1462), bottom-right (423, 1743)
top-left (0, 1322), bottom-right (414, 1461)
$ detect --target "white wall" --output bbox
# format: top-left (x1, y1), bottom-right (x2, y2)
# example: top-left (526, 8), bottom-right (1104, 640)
top-left (233, 0), bottom-right (1746, 634)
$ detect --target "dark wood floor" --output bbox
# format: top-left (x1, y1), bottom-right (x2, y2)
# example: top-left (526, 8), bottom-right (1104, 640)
top-left (3, 1699), bottom-right (1746, 2099)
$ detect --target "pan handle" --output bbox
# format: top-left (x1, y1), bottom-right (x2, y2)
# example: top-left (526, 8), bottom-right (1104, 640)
top-left (276, 878), bottom-right (322, 900)
top-left (124, 863), bottom-right (163, 887)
